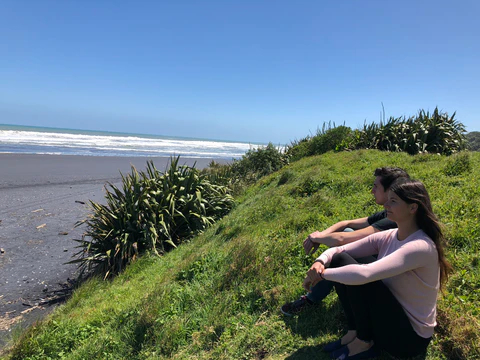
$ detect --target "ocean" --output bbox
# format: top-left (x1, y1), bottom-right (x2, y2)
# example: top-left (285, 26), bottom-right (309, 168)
top-left (0, 124), bottom-right (262, 159)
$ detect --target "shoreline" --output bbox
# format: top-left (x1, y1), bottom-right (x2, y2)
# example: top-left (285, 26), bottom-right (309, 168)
top-left (0, 153), bottom-right (225, 188)
top-left (0, 153), bottom-right (224, 348)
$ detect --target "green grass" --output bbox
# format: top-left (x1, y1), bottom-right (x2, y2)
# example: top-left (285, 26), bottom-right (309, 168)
top-left (3, 150), bottom-right (479, 359)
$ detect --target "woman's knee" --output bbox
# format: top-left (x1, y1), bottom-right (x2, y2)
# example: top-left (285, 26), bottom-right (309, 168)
top-left (330, 252), bottom-right (357, 268)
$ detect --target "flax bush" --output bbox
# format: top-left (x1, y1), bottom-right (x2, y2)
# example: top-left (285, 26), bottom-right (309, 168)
top-left (284, 108), bottom-right (467, 162)
top-left (231, 142), bottom-right (286, 181)
top-left (201, 143), bottom-right (287, 194)
top-left (71, 157), bottom-right (234, 279)
top-left (285, 123), bottom-right (353, 162)
top-left (355, 108), bottom-right (467, 155)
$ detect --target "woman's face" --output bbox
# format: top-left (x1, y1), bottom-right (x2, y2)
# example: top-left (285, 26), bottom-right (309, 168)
top-left (384, 190), bottom-right (416, 223)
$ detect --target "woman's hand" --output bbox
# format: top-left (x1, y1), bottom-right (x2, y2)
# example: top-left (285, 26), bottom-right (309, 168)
top-left (303, 261), bottom-right (325, 292)
top-left (303, 231), bottom-right (323, 255)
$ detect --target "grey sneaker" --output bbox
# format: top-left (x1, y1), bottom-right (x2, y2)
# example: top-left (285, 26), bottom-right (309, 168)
top-left (280, 295), bottom-right (313, 316)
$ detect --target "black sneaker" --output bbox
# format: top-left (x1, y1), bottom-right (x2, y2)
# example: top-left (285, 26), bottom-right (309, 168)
top-left (280, 295), bottom-right (313, 316)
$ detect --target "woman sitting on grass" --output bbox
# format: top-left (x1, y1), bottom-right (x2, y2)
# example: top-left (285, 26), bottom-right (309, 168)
top-left (303, 179), bottom-right (451, 360)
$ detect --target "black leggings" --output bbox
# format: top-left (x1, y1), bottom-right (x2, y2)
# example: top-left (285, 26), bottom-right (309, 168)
top-left (330, 252), bottom-right (431, 358)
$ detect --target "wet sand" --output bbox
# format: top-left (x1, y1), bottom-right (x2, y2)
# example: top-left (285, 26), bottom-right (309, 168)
top-left (0, 154), bottom-right (219, 348)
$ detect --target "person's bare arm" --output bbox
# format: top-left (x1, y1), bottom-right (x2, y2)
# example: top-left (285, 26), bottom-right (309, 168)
top-left (304, 225), bottom-right (381, 254)
top-left (303, 217), bottom-right (371, 254)
top-left (343, 217), bottom-right (370, 230)
top-left (318, 217), bottom-right (370, 235)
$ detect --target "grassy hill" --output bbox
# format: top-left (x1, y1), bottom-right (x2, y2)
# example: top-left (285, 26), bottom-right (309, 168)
top-left (3, 150), bottom-right (479, 359)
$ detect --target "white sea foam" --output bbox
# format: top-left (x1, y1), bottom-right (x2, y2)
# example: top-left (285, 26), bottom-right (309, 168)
top-left (0, 128), bottom-right (260, 158)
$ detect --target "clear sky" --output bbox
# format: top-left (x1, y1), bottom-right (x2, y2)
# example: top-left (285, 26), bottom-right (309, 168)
top-left (1, 1), bottom-right (478, 144)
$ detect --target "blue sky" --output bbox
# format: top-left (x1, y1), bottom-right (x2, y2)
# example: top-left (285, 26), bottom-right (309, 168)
top-left (1, 1), bottom-right (478, 144)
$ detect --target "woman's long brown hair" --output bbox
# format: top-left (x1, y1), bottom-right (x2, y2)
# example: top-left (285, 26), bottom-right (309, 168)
top-left (390, 179), bottom-right (452, 287)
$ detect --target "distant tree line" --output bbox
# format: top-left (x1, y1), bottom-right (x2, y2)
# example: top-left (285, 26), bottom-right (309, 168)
top-left (466, 131), bottom-right (480, 151)
top-left (285, 107), bottom-right (467, 160)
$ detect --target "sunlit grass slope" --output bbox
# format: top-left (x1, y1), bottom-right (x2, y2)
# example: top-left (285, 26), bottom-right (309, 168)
top-left (5, 150), bottom-right (480, 360)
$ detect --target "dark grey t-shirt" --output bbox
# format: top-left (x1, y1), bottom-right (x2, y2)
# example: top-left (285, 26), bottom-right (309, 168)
top-left (368, 210), bottom-right (397, 231)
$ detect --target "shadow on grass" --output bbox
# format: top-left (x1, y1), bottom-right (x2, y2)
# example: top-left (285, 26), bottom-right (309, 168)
top-left (284, 344), bottom-right (331, 360)
top-left (281, 306), bottom-right (342, 360)
top-left (285, 346), bottom-right (426, 360)
top-left (281, 300), bottom-right (345, 340)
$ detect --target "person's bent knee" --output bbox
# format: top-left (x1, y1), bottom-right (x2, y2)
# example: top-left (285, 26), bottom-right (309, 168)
top-left (330, 252), bottom-right (357, 268)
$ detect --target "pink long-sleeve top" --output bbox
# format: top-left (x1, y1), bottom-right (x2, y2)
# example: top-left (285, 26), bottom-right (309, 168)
top-left (316, 228), bottom-right (440, 338)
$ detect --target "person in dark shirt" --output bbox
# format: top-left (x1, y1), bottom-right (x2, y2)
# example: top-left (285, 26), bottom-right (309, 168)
top-left (281, 167), bottom-right (410, 316)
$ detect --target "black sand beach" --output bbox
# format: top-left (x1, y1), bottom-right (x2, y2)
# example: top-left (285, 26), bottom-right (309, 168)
top-left (0, 154), bottom-right (218, 348)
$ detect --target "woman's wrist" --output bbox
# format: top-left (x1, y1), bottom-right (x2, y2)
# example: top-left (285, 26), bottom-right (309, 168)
top-left (314, 259), bottom-right (325, 279)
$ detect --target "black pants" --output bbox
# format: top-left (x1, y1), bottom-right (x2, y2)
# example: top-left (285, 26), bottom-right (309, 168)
top-left (330, 252), bottom-right (431, 358)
